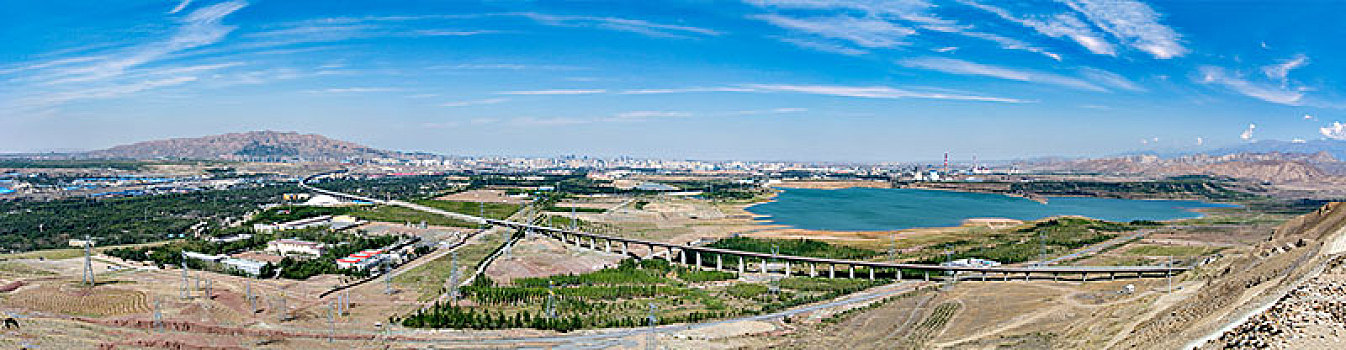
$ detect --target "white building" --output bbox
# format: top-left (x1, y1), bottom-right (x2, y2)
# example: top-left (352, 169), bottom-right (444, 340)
top-left (265, 239), bottom-right (327, 257)
top-left (222, 258), bottom-right (267, 276)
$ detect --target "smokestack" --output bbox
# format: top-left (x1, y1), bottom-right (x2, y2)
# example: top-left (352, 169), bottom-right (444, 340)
top-left (943, 152), bottom-right (948, 174)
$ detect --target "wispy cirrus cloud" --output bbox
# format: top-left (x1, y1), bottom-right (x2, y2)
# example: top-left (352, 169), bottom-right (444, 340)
top-left (750, 14), bottom-right (915, 48)
top-left (169, 0), bottom-right (193, 14)
top-left (5, 1), bottom-right (249, 111)
top-left (440, 98), bottom-right (508, 107)
top-left (898, 57), bottom-right (1105, 91)
top-left (511, 12), bottom-right (721, 38)
top-left (1262, 54), bottom-right (1308, 87)
top-left (305, 87), bottom-right (400, 94)
top-left (746, 84), bottom-right (1027, 103)
top-left (498, 89), bottom-right (607, 95)
top-left (956, 0), bottom-right (1116, 56)
top-left (1197, 66), bottom-right (1305, 106)
top-left (744, 0), bottom-right (1061, 60)
top-left (618, 87), bottom-right (757, 95)
top-left (1061, 0), bottom-right (1186, 59)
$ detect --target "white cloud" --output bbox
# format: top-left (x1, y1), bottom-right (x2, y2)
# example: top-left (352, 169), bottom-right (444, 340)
top-left (618, 87), bottom-right (756, 95)
top-left (613, 111), bottom-right (692, 119)
top-left (14, 76), bottom-right (199, 109)
top-left (746, 84), bottom-right (1027, 103)
top-left (509, 117), bottom-right (592, 126)
top-left (777, 37), bottom-right (870, 55)
top-left (745, 0), bottom-right (1061, 60)
top-left (1304, 114), bottom-right (1316, 121)
top-left (1196, 137), bottom-right (1204, 146)
top-left (1078, 67), bottom-right (1144, 92)
top-left (957, 0), bottom-right (1117, 56)
top-left (898, 57), bottom-right (1105, 91)
top-left (751, 14), bottom-right (915, 48)
top-left (1261, 54), bottom-right (1308, 87)
top-left (1198, 66), bottom-right (1304, 106)
top-left (726, 107), bottom-right (808, 116)
top-left (512, 12), bottom-right (721, 38)
top-left (169, 0), bottom-right (193, 14)
top-left (932, 46), bottom-right (958, 53)
top-left (1061, 0), bottom-right (1187, 59)
top-left (1321, 122), bottom-right (1346, 140)
top-left (307, 87), bottom-right (399, 93)
top-left (1240, 123), bottom-right (1256, 141)
top-left (1291, 138), bottom-right (1307, 144)
top-left (498, 89), bottom-right (607, 95)
top-left (440, 98), bottom-right (508, 107)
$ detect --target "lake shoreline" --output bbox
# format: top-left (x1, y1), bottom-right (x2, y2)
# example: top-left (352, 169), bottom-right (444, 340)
top-left (740, 186), bottom-right (1232, 233)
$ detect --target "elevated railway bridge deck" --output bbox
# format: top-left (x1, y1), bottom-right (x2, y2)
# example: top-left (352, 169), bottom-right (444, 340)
top-left (302, 172), bottom-right (1188, 282)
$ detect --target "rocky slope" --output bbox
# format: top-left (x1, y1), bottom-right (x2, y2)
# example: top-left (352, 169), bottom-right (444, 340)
top-left (83, 131), bottom-right (403, 161)
top-left (1033, 152), bottom-right (1335, 183)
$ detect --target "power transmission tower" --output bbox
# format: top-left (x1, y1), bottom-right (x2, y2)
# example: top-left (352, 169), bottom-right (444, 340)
top-left (646, 303), bottom-right (658, 350)
top-left (327, 301), bottom-right (336, 343)
top-left (81, 235), bottom-right (94, 286)
top-left (545, 281), bottom-right (556, 318)
top-left (1038, 231), bottom-right (1046, 266)
top-left (570, 205), bottom-right (577, 231)
top-left (180, 257), bottom-right (189, 299)
top-left (246, 280), bottom-right (255, 314)
top-left (448, 251), bottom-right (459, 306)
top-left (153, 297), bottom-right (163, 332)
top-left (383, 263), bottom-right (392, 295)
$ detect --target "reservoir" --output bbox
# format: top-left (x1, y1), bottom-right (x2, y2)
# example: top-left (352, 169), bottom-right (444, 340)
top-left (746, 187), bottom-right (1235, 231)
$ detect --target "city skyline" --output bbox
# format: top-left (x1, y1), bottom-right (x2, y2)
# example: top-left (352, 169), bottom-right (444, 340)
top-left (2, 0), bottom-right (1344, 161)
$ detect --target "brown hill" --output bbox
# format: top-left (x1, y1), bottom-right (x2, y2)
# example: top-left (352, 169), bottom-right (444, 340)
top-left (84, 131), bottom-right (400, 161)
top-left (1035, 152), bottom-right (1331, 183)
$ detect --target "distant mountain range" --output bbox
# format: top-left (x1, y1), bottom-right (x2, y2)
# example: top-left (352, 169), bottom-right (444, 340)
top-left (82, 131), bottom-right (415, 161)
top-left (1207, 139), bottom-right (1346, 160)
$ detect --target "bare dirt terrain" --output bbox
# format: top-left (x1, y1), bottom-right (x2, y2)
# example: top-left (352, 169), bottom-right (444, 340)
top-left (435, 189), bottom-right (525, 204)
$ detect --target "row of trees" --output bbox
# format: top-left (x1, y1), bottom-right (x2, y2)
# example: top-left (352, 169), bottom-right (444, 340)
top-left (708, 236), bottom-right (881, 260)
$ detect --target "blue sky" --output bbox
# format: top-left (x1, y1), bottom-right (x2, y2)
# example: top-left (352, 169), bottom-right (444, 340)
top-left (2, 0), bottom-right (1343, 161)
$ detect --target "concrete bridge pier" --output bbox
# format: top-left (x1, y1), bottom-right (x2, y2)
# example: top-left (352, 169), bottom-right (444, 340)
top-left (829, 264), bottom-right (835, 279)
top-left (869, 268), bottom-right (875, 281)
top-left (622, 242), bottom-right (628, 256)
top-left (1003, 272), bottom-right (1009, 281)
top-left (848, 265), bottom-right (855, 279)
top-left (695, 251), bottom-right (702, 269)
top-left (784, 261), bottom-right (791, 277)
top-left (760, 258), bottom-right (767, 274)
top-left (1024, 272), bottom-right (1030, 281)
top-left (738, 257), bottom-right (745, 275)
top-left (604, 240), bottom-right (611, 253)
top-left (809, 263), bottom-right (816, 277)
top-left (896, 269), bottom-right (903, 280)
top-left (716, 254), bottom-right (722, 271)
top-left (665, 247), bottom-right (674, 262)
top-left (680, 249), bottom-right (687, 265)
top-left (1109, 272), bottom-right (1115, 281)
top-left (1053, 272), bottom-right (1059, 281)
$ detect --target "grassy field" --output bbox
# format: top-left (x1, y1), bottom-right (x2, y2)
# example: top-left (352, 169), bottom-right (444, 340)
top-left (351, 206), bottom-right (480, 228)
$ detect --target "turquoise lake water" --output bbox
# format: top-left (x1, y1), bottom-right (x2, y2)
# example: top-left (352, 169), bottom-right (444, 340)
top-left (746, 188), bottom-right (1236, 231)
